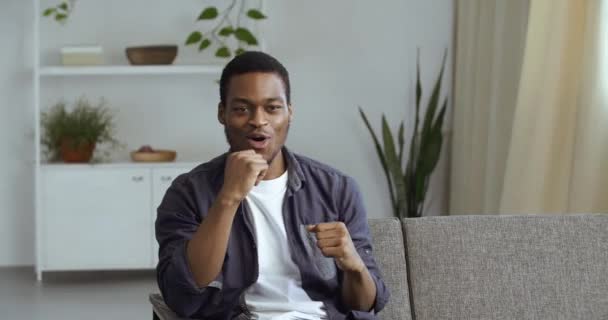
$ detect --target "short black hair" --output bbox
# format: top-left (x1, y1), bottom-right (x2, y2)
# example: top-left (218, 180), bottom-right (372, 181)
top-left (219, 51), bottom-right (291, 106)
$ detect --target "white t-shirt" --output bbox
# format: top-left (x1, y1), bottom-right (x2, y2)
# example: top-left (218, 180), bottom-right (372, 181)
top-left (244, 170), bottom-right (327, 320)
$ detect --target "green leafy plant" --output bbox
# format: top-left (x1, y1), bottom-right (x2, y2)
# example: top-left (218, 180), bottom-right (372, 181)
top-left (41, 97), bottom-right (124, 163)
top-left (359, 52), bottom-right (448, 218)
top-left (185, 0), bottom-right (267, 58)
top-left (42, 0), bottom-right (75, 24)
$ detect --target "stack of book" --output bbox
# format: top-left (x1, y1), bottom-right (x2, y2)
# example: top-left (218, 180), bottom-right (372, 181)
top-left (61, 45), bottom-right (104, 66)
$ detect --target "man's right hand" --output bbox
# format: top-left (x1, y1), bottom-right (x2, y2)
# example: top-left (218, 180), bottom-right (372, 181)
top-left (218, 150), bottom-right (268, 204)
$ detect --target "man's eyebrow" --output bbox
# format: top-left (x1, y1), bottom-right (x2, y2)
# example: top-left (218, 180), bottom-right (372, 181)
top-left (229, 97), bottom-right (254, 105)
top-left (229, 97), bottom-right (285, 104)
top-left (264, 97), bottom-right (285, 103)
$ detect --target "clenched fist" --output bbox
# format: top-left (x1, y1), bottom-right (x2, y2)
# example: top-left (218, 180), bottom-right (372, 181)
top-left (307, 222), bottom-right (365, 273)
top-left (218, 150), bottom-right (268, 204)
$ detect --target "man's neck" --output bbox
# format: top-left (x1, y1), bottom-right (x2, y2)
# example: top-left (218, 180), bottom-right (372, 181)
top-left (263, 149), bottom-right (287, 180)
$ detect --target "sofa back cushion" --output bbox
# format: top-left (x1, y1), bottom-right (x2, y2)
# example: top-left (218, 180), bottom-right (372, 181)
top-left (368, 218), bottom-right (412, 320)
top-left (402, 214), bottom-right (608, 320)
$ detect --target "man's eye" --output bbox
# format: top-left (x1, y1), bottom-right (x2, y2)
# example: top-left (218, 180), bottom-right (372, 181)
top-left (234, 107), bottom-right (248, 112)
top-left (268, 105), bottom-right (282, 111)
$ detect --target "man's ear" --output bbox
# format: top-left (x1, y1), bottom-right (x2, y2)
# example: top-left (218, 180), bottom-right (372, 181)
top-left (288, 104), bottom-right (294, 123)
top-left (218, 103), bottom-right (226, 125)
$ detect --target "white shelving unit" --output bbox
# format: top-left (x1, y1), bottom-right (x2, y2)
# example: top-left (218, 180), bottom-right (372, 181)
top-left (40, 65), bottom-right (224, 76)
top-left (31, 0), bottom-right (264, 281)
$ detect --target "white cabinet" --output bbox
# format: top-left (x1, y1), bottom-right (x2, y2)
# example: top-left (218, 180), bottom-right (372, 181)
top-left (42, 168), bottom-right (151, 270)
top-left (39, 164), bottom-right (195, 275)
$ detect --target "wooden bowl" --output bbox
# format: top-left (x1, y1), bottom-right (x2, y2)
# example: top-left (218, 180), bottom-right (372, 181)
top-left (126, 45), bottom-right (178, 65)
top-left (130, 150), bottom-right (177, 162)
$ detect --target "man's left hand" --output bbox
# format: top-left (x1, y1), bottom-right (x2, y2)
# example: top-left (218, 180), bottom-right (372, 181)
top-left (307, 222), bottom-right (365, 273)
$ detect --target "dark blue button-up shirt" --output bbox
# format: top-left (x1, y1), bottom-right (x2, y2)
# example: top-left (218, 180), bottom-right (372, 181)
top-left (156, 147), bottom-right (390, 319)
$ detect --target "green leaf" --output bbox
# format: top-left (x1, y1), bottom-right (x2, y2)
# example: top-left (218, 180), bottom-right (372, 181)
top-left (218, 26), bottom-right (234, 37)
top-left (234, 28), bottom-right (258, 45)
top-left (55, 13), bottom-right (67, 22)
top-left (58, 2), bottom-right (68, 11)
top-left (198, 7), bottom-right (218, 20)
top-left (235, 48), bottom-right (246, 56)
top-left (398, 122), bottom-right (405, 164)
top-left (416, 49), bottom-right (422, 114)
top-left (382, 115), bottom-right (407, 218)
top-left (409, 52), bottom-right (422, 179)
top-left (414, 167), bottom-right (427, 207)
top-left (359, 107), bottom-right (396, 215)
top-left (247, 9), bottom-right (267, 20)
top-left (421, 50), bottom-right (447, 139)
top-left (419, 128), bottom-right (443, 176)
top-left (419, 99), bottom-right (447, 177)
top-left (185, 31), bottom-right (202, 45)
top-left (215, 46), bottom-right (231, 58)
top-left (198, 38), bottom-right (211, 51)
top-left (43, 8), bottom-right (56, 16)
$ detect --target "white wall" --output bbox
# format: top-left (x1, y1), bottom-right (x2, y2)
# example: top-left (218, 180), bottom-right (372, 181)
top-left (0, 0), bottom-right (453, 266)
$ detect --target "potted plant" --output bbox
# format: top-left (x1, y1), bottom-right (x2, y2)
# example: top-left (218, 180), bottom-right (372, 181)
top-left (359, 51), bottom-right (448, 218)
top-left (41, 97), bottom-right (123, 163)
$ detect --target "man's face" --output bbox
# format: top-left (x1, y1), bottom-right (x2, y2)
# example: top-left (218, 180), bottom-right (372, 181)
top-left (218, 72), bottom-right (293, 163)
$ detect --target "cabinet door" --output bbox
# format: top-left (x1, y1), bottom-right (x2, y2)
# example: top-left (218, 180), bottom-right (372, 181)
top-left (42, 168), bottom-right (152, 270)
top-left (151, 167), bottom-right (192, 266)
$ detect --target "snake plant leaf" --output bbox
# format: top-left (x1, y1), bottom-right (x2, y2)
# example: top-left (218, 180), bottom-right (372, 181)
top-left (416, 50), bottom-right (422, 113)
top-left (398, 122), bottom-right (405, 164)
top-left (410, 55), bottom-right (422, 172)
top-left (382, 115), bottom-right (407, 216)
top-left (421, 50), bottom-right (447, 138)
top-left (359, 108), bottom-right (395, 210)
top-left (419, 127), bottom-right (443, 176)
top-left (414, 167), bottom-right (425, 209)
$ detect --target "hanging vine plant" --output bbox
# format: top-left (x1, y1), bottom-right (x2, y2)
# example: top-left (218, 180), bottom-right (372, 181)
top-left (185, 0), bottom-right (267, 58)
top-left (42, 0), bottom-right (76, 24)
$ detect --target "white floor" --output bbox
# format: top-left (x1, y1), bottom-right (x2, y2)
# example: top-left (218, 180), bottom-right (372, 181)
top-left (0, 267), bottom-right (159, 320)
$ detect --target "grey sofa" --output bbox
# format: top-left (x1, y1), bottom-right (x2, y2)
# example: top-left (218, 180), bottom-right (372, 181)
top-left (150, 214), bottom-right (608, 319)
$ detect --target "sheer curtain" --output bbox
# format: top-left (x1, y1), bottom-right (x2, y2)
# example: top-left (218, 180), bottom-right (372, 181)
top-left (451, 0), bottom-right (608, 215)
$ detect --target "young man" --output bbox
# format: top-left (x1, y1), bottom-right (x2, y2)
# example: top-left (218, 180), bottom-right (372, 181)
top-left (156, 51), bottom-right (389, 320)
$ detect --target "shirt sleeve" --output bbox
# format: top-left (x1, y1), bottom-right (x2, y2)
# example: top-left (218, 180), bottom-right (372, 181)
top-left (155, 175), bottom-right (224, 318)
top-left (338, 175), bottom-right (391, 314)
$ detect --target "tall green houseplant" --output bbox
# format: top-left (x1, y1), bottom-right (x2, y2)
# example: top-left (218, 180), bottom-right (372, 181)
top-left (360, 52), bottom-right (447, 218)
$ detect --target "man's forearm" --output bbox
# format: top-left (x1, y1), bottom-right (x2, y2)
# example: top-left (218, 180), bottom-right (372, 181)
top-left (341, 265), bottom-right (377, 311)
top-left (186, 195), bottom-right (240, 288)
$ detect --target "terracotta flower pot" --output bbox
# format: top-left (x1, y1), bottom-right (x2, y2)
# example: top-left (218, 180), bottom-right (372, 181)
top-left (60, 137), bottom-right (96, 163)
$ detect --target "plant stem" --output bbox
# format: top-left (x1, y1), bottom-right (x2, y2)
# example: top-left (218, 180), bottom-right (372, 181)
top-left (236, 0), bottom-right (246, 48)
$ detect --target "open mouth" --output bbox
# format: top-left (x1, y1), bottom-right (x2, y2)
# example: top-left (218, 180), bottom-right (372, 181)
top-left (246, 134), bottom-right (271, 149)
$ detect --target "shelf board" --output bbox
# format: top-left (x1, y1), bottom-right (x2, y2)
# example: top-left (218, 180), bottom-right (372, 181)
top-left (39, 65), bottom-right (224, 76)
top-left (41, 161), bottom-right (201, 170)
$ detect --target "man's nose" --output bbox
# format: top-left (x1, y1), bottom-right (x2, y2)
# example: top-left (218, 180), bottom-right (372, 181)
top-left (248, 108), bottom-right (268, 127)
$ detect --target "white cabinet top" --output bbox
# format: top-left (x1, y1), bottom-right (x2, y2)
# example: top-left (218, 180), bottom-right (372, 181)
top-left (39, 65), bottom-right (224, 76)
top-left (41, 161), bottom-right (201, 170)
